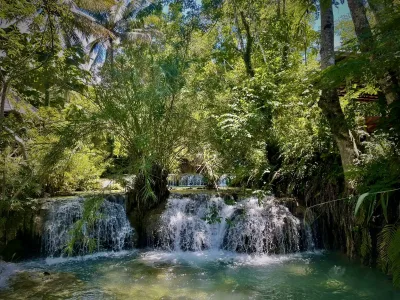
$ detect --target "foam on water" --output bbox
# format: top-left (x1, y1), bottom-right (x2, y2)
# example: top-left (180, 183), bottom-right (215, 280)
top-left (44, 250), bottom-right (136, 265)
top-left (157, 195), bottom-right (314, 254)
top-left (140, 249), bottom-right (323, 267)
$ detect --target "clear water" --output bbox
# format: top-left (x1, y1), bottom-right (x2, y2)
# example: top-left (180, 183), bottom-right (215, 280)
top-left (1, 250), bottom-right (399, 299)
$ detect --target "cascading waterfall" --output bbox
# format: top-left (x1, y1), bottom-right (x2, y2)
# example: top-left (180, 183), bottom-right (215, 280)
top-left (156, 194), bottom-right (314, 254)
top-left (178, 174), bottom-right (205, 186)
top-left (42, 197), bottom-right (134, 257)
top-left (168, 173), bottom-right (206, 186)
top-left (217, 174), bottom-right (232, 187)
top-left (167, 174), bottom-right (232, 187)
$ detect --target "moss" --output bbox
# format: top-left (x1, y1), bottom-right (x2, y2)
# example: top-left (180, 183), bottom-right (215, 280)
top-left (0, 200), bottom-right (43, 261)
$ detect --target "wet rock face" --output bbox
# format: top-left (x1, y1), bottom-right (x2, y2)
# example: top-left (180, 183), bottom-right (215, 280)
top-left (42, 197), bottom-right (134, 257)
top-left (0, 200), bottom-right (46, 261)
top-left (0, 194), bottom-right (132, 260)
top-left (126, 164), bottom-right (170, 247)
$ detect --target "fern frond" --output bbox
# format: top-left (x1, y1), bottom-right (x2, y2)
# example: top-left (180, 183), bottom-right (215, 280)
top-left (378, 224), bottom-right (397, 269)
top-left (378, 224), bottom-right (400, 287)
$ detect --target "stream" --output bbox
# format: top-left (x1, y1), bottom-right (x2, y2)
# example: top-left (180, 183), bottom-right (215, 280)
top-left (0, 194), bottom-right (399, 299)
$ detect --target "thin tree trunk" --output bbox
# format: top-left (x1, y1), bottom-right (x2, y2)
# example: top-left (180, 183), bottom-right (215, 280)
top-left (347, 0), bottom-right (373, 52)
top-left (1, 154), bottom-right (5, 200)
top-left (240, 12), bottom-right (255, 78)
top-left (109, 38), bottom-right (114, 73)
top-left (348, 0), bottom-right (400, 105)
top-left (281, 0), bottom-right (289, 69)
top-left (44, 80), bottom-right (50, 106)
top-left (319, 2), bottom-right (357, 179)
top-left (276, 0), bottom-right (281, 18)
top-left (1, 80), bottom-right (8, 200)
top-left (0, 80), bottom-right (9, 126)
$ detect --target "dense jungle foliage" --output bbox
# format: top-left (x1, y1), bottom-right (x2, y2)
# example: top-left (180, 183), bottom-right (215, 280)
top-left (1, 0), bottom-right (400, 286)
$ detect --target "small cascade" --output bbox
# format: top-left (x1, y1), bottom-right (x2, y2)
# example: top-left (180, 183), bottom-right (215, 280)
top-left (217, 174), bottom-right (231, 187)
top-left (167, 174), bottom-right (231, 187)
top-left (178, 174), bottom-right (205, 186)
top-left (167, 173), bottom-right (206, 187)
top-left (156, 194), bottom-right (314, 254)
top-left (42, 197), bottom-right (134, 257)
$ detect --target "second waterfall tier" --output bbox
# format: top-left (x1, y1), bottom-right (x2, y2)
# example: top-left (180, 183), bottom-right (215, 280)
top-left (153, 194), bottom-right (314, 254)
top-left (42, 196), bottom-right (134, 257)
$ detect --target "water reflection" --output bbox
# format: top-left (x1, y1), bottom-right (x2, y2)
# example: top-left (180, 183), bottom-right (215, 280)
top-left (0, 251), bottom-right (398, 300)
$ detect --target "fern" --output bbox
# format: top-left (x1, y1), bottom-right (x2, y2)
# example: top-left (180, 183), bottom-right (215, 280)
top-left (388, 228), bottom-right (400, 287)
top-left (378, 223), bottom-right (400, 287)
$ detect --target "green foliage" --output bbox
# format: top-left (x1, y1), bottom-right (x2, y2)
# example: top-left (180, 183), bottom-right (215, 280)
top-left (203, 203), bottom-right (222, 224)
top-left (378, 223), bottom-right (400, 287)
top-left (65, 195), bottom-right (105, 256)
top-left (1, 0), bottom-right (400, 288)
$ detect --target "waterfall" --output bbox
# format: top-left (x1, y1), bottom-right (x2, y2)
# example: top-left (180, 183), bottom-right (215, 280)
top-left (217, 174), bottom-right (231, 187)
top-left (42, 197), bottom-right (134, 257)
top-left (167, 174), bottom-right (232, 187)
top-left (156, 194), bottom-right (314, 254)
top-left (178, 174), bottom-right (205, 186)
top-left (168, 173), bottom-right (206, 187)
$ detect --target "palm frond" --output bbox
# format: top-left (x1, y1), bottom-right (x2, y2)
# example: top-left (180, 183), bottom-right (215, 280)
top-left (90, 47), bottom-right (107, 71)
top-left (120, 31), bottom-right (151, 42)
top-left (72, 8), bottom-right (116, 40)
top-left (109, 1), bottom-right (126, 25)
top-left (121, 0), bottom-right (151, 20)
top-left (74, 0), bottom-right (117, 12)
top-left (87, 39), bottom-right (106, 54)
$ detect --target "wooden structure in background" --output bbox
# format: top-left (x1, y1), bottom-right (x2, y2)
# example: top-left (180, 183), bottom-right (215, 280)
top-left (335, 52), bottom-right (382, 133)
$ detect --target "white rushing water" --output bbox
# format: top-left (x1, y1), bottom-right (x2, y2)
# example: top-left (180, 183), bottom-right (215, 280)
top-left (157, 194), bottom-right (314, 254)
top-left (167, 174), bottom-right (233, 187)
top-left (42, 198), bottom-right (134, 257)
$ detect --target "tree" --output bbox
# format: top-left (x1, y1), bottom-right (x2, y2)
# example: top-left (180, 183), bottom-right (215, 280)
top-left (318, 0), bottom-right (358, 183)
top-left (347, 0), bottom-right (400, 105)
top-left (87, 0), bottom-right (158, 69)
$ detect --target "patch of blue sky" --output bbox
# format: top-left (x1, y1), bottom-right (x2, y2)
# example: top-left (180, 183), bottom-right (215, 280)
top-left (313, 0), bottom-right (351, 48)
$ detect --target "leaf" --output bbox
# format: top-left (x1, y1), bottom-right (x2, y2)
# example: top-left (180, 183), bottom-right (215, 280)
top-left (381, 193), bottom-right (389, 223)
top-left (354, 192), bottom-right (370, 216)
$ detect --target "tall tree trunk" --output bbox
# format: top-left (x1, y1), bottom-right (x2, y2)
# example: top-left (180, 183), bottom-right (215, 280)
top-left (44, 81), bottom-right (50, 106)
top-left (240, 12), bottom-right (255, 78)
top-left (347, 0), bottom-right (400, 105)
top-left (281, 0), bottom-right (289, 69)
top-left (0, 80), bottom-right (9, 127)
top-left (109, 38), bottom-right (114, 73)
top-left (319, 2), bottom-right (357, 179)
top-left (347, 0), bottom-right (373, 52)
top-left (276, 0), bottom-right (281, 18)
top-left (126, 163), bottom-right (170, 247)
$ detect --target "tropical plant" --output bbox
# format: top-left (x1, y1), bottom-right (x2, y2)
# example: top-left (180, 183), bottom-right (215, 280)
top-left (86, 0), bottom-right (158, 69)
